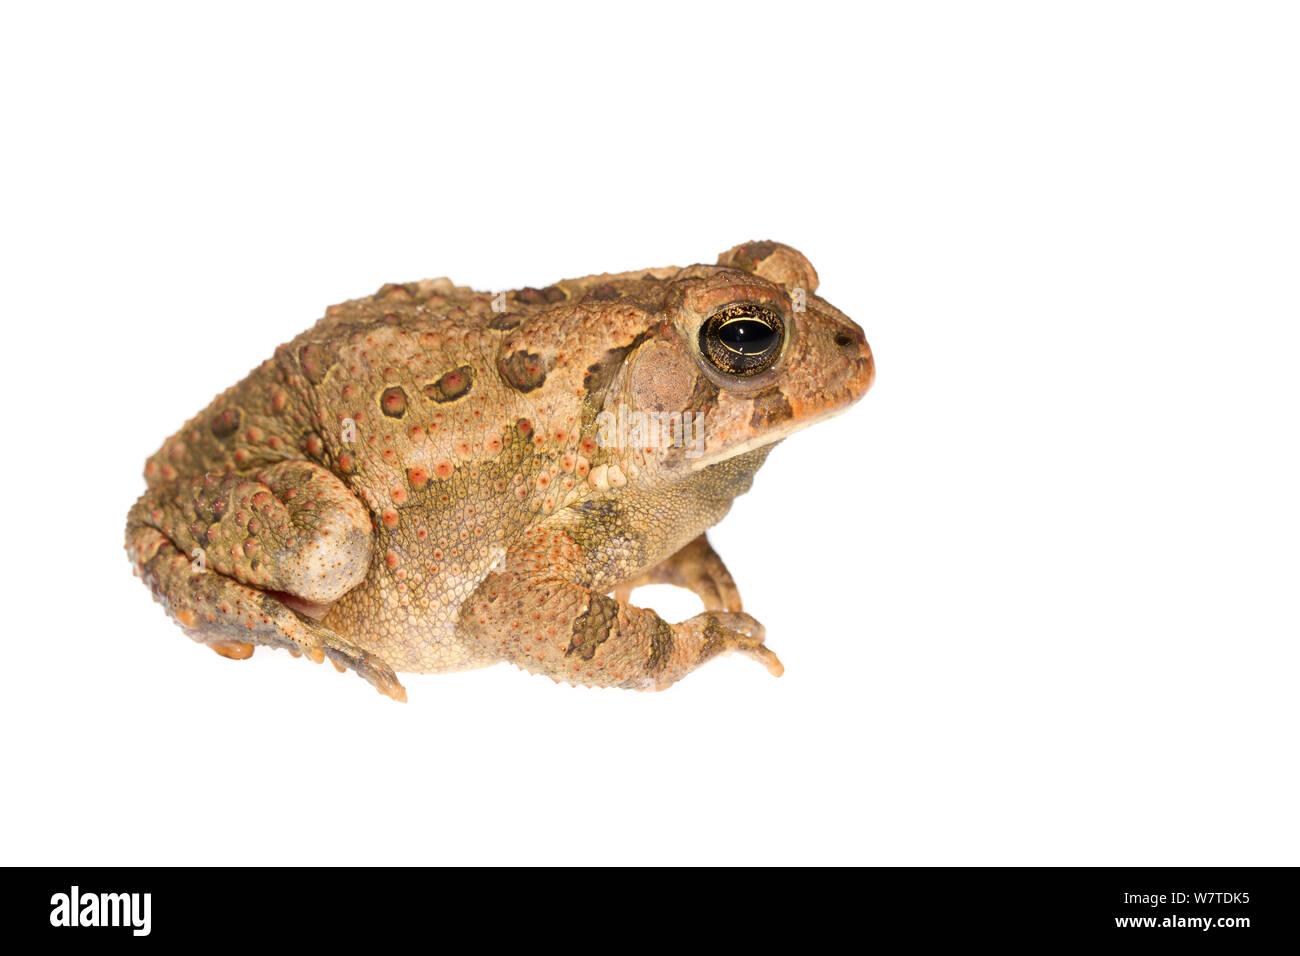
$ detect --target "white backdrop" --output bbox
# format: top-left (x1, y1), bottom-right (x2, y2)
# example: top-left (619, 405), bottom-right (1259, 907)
top-left (2, 2), bottom-right (1296, 865)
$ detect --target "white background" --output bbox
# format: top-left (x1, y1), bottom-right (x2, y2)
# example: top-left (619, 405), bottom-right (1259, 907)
top-left (2, 2), bottom-right (1296, 866)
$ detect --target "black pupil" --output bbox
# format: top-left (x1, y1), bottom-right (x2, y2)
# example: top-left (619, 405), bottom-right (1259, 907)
top-left (718, 319), bottom-right (776, 355)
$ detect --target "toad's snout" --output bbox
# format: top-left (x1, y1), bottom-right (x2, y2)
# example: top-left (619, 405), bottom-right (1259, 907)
top-left (827, 317), bottom-right (875, 404)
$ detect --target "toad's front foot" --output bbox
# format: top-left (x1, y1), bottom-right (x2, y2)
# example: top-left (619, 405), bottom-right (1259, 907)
top-left (675, 611), bottom-right (784, 682)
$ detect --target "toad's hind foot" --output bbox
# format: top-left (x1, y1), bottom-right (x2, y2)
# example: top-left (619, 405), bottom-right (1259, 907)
top-left (127, 461), bottom-right (405, 702)
top-left (210, 641), bottom-right (255, 660)
top-left (127, 524), bottom-right (406, 702)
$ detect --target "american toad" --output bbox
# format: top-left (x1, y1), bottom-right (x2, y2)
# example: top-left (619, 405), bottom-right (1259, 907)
top-left (126, 241), bottom-right (875, 700)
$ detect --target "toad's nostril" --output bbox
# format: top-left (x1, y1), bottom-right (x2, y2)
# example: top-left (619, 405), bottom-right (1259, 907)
top-left (834, 332), bottom-right (855, 348)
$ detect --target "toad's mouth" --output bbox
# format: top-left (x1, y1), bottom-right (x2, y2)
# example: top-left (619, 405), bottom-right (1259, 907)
top-left (683, 398), bottom-right (865, 471)
top-left (683, 343), bottom-right (875, 470)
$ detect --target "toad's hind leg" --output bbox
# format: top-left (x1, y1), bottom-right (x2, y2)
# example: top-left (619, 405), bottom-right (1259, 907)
top-left (125, 461), bottom-right (405, 701)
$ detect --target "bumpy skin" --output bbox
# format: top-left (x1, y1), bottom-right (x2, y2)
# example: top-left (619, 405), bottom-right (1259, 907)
top-left (126, 241), bottom-right (875, 699)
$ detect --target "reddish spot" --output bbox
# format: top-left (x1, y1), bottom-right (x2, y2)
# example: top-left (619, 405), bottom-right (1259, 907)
top-left (381, 386), bottom-right (408, 416)
top-left (382, 509), bottom-right (399, 528)
top-left (271, 391), bottom-right (288, 412)
top-left (337, 451), bottom-right (355, 472)
top-left (213, 408), bottom-right (241, 434)
top-left (434, 460), bottom-right (453, 479)
top-left (385, 550), bottom-right (399, 568)
top-left (408, 466), bottom-right (429, 486)
top-left (517, 419), bottom-right (532, 436)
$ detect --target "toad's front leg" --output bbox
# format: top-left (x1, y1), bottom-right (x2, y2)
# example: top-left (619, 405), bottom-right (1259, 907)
top-left (460, 526), bottom-right (782, 689)
top-left (613, 533), bottom-right (743, 612)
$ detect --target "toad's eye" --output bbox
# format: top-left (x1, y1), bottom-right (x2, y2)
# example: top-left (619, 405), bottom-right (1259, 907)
top-left (699, 304), bottom-right (785, 376)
